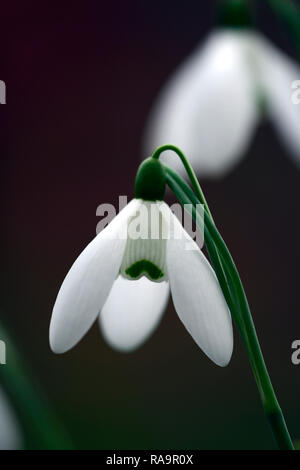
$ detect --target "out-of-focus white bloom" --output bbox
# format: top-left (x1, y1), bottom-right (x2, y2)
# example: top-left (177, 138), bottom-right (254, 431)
top-left (144, 30), bottom-right (300, 177)
top-left (0, 386), bottom-right (23, 450)
top-left (50, 199), bottom-right (233, 366)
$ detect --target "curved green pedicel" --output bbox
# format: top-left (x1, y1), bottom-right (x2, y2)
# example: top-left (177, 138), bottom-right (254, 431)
top-left (217, 0), bottom-right (254, 28)
top-left (125, 260), bottom-right (164, 281)
top-left (134, 157), bottom-right (166, 201)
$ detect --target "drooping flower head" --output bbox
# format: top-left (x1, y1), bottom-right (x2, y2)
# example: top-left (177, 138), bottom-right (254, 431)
top-left (50, 155), bottom-right (233, 366)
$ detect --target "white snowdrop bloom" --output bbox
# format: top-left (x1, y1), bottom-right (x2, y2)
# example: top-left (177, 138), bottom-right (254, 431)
top-left (0, 386), bottom-right (23, 450)
top-left (144, 29), bottom-right (300, 177)
top-left (50, 160), bottom-right (233, 366)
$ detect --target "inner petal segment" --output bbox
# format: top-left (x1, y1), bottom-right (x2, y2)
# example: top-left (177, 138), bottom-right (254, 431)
top-left (119, 202), bottom-right (168, 282)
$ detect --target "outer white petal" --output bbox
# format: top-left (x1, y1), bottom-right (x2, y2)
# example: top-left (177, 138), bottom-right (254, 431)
top-left (143, 30), bottom-right (258, 177)
top-left (50, 199), bottom-right (141, 354)
top-left (0, 387), bottom-right (23, 450)
top-left (165, 206), bottom-right (233, 366)
top-left (99, 275), bottom-right (170, 352)
top-left (256, 36), bottom-right (300, 165)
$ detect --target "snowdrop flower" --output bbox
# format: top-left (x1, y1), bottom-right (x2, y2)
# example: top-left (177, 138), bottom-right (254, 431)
top-left (50, 157), bottom-right (233, 366)
top-left (0, 386), bottom-right (23, 450)
top-left (144, 27), bottom-right (300, 177)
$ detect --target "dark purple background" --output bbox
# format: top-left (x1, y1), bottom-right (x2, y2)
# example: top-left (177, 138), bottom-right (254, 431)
top-left (1, 0), bottom-right (300, 449)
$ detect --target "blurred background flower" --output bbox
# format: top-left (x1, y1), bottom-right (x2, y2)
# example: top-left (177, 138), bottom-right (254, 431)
top-left (1, 0), bottom-right (300, 449)
top-left (143, 3), bottom-right (300, 177)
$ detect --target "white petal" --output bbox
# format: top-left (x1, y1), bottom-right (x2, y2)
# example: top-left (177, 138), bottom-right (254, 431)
top-left (143, 30), bottom-right (258, 177)
top-left (50, 199), bottom-right (141, 353)
top-left (99, 275), bottom-right (169, 352)
top-left (257, 36), bottom-right (300, 165)
top-left (166, 211), bottom-right (233, 366)
top-left (0, 387), bottom-right (23, 450)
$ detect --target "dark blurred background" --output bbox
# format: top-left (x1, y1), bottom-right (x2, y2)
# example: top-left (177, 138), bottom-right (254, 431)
top-left (0, 0), bottom-right (300, 450)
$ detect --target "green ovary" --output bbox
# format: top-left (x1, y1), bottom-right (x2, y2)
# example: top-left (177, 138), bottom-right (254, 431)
top-left (125, 259), bottom-right (164, 281)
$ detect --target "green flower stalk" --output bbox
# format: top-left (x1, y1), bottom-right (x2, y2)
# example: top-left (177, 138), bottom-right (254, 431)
top-left (151, 144), bottom-right (294, 450)
top-left (217, 0), bottom-right (254, 28)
